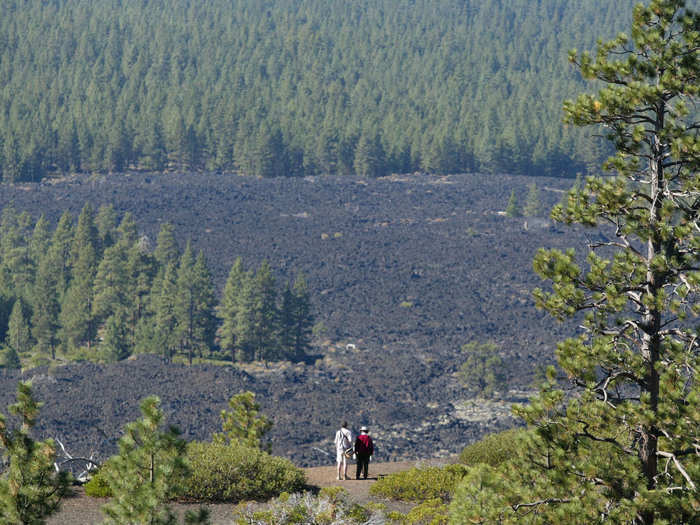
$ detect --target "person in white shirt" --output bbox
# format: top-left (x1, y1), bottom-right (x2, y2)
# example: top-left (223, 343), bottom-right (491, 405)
top-left (334, 421), bottom-right (353, 480)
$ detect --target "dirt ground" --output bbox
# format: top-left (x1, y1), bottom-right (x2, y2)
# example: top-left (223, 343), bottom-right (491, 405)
top-left (48, 459), bottom-right (448, 524)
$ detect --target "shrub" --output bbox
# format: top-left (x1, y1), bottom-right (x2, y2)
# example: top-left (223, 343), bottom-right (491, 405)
top-left (84, 467), bottom-right (112, 498)
top-left (181, 441), bottom-right (305, 502)
top-left (458, 428), bottom-right (525, 467)
top-left (369, 464), bottom-right (468, 503)
top-left (232, 490), bottom-right (383, 524)
top-left (86, 441), bottom-right (305, 504)
top-left (387, 498), bottom-right (448, 525)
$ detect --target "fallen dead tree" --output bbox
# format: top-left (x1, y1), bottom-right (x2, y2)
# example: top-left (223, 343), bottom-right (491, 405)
top-left (53, 438), bottom-right (101, 483)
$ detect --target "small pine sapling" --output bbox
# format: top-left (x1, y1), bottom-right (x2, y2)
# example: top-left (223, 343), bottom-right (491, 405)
top-left (101, 396), bottom-right (209, 525)
top-left (0, 382), bottom-right (69, 525)
top-left (213, 391), bottom-right (272, 451)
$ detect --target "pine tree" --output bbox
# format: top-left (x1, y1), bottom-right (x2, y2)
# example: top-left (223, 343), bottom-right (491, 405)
top-left (96, 204), bottom-right (118, 252)
top-left (190, 250), bottom-right (216, 358)
top-left (0, 133), bottom-right (4, 182)
top-left (117, 212), bottom-right (139, 247)
top-left (58, 274), bottom-right (94, 354)
top-left (153, 223), bottom-right (180, 269)
top-left (29, 215), bottom-right (51, 265)
top-left (59, 205), bottom-right (99, 353)
top-left (92, 243), bottom-right (130, 326)
top-left (213, 391), bottom-right (272, 451)
top-left (151, 263), bottom-right (179, 360)
top-left (234, 121), bottom-right (254, 175)
top-left (279, 274), bottom-right (313, 362)
top-left (56, 120), bottom-right (81, 173)
top-left (0, 382), bottom-right (69, 524)
top-left (457, 341), bottom-right (507, 398)
top-left (254, 123), bottom-right (285, 178)
top-left (125, 240), bottom-right (155, 347)
top-left (48, 211), bottom-right (74, 299)
top-left (353, 133), bottom-right (386, 178)
top-left (522, 181), bottom-right (542, 217)
top-left (218, 258), bottom-right (248, 363)
top-left (168, 113), bottom-right (195, 171)
top-left (278, 284), bottom-right (296, 360)
top-left (505, 189), bottom-right (521, 217)
top-left (212, 113), bottom-right (235, 172)
top-left (173, 244), bottom-right (216, 363)
top-left (100, 312), bottom-right (130, 363)
top-left (101, 396), bottom-right (208, 525)
top-left (106, 120), bottom-right (131, 173)
top-left (7, 299), bottom-right (32, 357)
top-left (314, 126), bottom-right (339, 175)
top-left (0, 210), bottom-right (35, 301)
top-left (31, 256), bottom-right (59, 359)
top-left (233, 273), bottom-right (256, 362)
top-left (0, 345), bottom-right (20, 369)
top-left (451, 2), bottom-right (700, 523)
top-left (2, 132), bottom-right (23, 183)
top-left (249, 261), bottom-right (279, 362)
top-left (140, 120), bottom-right (167, 172)
top-left (174, 243), bottom-right (196, 362)
top-left (70, 203), bottom-right (99, 268)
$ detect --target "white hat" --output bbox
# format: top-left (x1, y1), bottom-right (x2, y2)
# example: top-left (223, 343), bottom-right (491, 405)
top-left (360, 426), bottom-right (368, 432)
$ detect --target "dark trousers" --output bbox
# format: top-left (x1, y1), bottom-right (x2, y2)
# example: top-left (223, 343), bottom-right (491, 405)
top-left (356, 453), bottom-right (370, 479)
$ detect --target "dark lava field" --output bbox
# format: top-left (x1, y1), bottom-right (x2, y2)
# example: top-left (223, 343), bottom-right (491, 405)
top-left (0, 172), bottom-right (587, 466)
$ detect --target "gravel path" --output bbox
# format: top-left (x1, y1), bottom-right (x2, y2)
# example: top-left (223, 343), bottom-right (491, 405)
top-left (48, 460), bottom-right (448, 524)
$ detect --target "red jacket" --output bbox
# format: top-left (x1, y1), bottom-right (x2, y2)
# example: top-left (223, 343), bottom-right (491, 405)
top-left (355, 434), bottom-right (374, 455)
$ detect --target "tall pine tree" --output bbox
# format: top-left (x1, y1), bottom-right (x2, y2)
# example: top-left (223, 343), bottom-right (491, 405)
top-left (451, 2), bottom-right (700, 523)
top-left (174, 244), bottom-right (215, 363)
top-left (218, 257), bottom-right (249, 363)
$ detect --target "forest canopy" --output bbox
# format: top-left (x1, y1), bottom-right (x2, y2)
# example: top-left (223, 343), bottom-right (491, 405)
top-left (0, 0), bottom-right (638, 181)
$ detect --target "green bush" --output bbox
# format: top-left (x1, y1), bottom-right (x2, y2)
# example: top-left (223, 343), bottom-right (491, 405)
top-left (181, 441), bottom-right (305, 502)
top-left (387, 498), bottom-right (448, 524)
top-left (369, 464), bottom-right (468, 503)
top-left (86, 442), bottom-right (305, 504)
top-left (84, 469), bottom-right (112, 498)
top-left (458, 428), bottom-right (525, 467)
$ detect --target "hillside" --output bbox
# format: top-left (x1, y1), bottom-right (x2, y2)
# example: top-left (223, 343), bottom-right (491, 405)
top-left (0, 172), bottom-right (587, 466)
top-left (0, 0), bottom-right (636, 181)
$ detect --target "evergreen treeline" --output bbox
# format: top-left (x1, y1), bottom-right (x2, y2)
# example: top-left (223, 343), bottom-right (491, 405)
top-left (0, 0), bottom-right (637, 182)
top-left (0, 205), bottom-right (313, 367)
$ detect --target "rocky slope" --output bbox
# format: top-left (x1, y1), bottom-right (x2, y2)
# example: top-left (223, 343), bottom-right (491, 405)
top-left (0, 172), bottom-right (586, 465)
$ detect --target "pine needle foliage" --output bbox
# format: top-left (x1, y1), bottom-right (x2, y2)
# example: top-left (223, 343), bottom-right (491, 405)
top-left (450, 1), bottom-right (700, 523)
top-left (505, 190), bottom-right (522, 217)
top-left (213, 391), bottom-right (272, 451)
top-left (0, 382), bottom-right (68, 525)
top-left (458, 341), bottom-right (507, 398)
top-left (101, 396), bottom-right (209, 525)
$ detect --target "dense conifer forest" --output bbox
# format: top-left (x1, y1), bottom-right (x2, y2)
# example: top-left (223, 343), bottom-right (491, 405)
top-left (0, 0), bottom-right (637, 182)
top-left (0, 205), bottom-right (314, 368)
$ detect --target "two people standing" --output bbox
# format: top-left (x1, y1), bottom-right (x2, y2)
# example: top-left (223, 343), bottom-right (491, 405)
top-left (334, 422), bottom-right (374, 480)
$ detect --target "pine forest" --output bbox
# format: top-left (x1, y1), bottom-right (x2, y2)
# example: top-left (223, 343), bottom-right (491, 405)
top-left (0, 0), bottom-right (637, 182)
top-left (0, 205), bottom-right (314, 367)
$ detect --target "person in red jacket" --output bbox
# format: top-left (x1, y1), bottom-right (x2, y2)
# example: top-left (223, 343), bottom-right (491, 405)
top-left (354, 426), bottom-right (374, 480)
